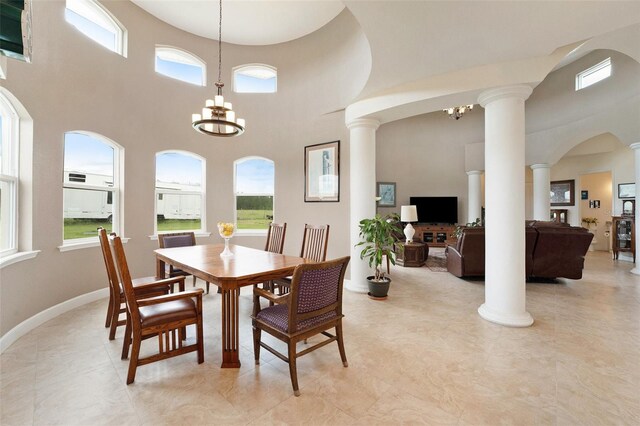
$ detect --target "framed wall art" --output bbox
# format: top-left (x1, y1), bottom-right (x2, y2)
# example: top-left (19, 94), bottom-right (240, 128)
top-left (550, 180), bottom-right (575, 206)
top-left (376, 182), bottom-right (396, 207)
top-left (618, 183), bottom-right (635, 199)
top-left (304, 141), bottom-right (340, 202)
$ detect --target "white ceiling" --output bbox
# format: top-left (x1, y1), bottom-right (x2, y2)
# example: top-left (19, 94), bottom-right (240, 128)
top-left (131, 0), bottom-right (345, 46)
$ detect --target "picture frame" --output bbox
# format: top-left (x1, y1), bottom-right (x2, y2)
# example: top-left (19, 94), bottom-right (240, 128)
top-left (618, 183), bottom-right (635, 199)
top-left (550, 180), bottom-right (575, 206)
top-left (376, 182), bottom-right (396, 207)
top-left (304, 141), bottom-right (340, 202)
top-left (581, 190), bottom-right (588, 200)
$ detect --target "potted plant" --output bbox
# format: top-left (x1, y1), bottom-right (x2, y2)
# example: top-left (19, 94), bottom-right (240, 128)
top-left (355, 213), bottom-right (403, 298)
top-left (452, 217), bottom-right (482, 240)
top-left (582, 217), bottom-right (598, 230)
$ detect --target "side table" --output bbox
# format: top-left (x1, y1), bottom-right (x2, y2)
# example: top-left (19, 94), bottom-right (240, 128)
top-left (395, 241), bottom-right (428, 267)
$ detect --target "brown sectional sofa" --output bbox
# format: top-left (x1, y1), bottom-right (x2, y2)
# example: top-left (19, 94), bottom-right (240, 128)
top-left (446, 221), bottom-right (593, 280)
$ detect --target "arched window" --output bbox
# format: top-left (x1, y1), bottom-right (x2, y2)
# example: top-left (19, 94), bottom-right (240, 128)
top-left (155, 151), bottom-right (206, 234)
top-left (234, 157), bottom-right (274, 232)
top-left (63, 132), bottom-right (121, 243)
top-left (65, 0), bottom-right (127, 56)
top-left (0, 94), bottom-right (19, 256)
top-left (155, 46), bottom-right (206, 86)
top-left (233, 64), bottom-right (277, 93)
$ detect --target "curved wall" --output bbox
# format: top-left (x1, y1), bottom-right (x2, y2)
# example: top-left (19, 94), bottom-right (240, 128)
top-left (0, 1), bottom-right (370, 337)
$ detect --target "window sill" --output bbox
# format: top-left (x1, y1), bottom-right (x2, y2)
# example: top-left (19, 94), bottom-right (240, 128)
top-left (0, 250), bottom-right (41, 268)
top-left (58, 238), bottom-right (129, 252)
top-left (235, 230), bottom-right (268, 237)
top-left (148, 232), bottom-right (211, 241)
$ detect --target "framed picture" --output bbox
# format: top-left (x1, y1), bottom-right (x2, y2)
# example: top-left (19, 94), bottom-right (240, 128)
top-left (581, 190), bottom-right (588, 200)
top-left (304, 141), bottom-right (340, 202)
top-left (618, 183), bottom-right (635, 199)
top-left (377, 182), bottom-right (396, 207)
top-left (550, 180), bottom-right (575, 206)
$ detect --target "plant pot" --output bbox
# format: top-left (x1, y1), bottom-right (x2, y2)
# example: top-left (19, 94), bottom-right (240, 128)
top-left (367, 276), bottom-right (391, 299)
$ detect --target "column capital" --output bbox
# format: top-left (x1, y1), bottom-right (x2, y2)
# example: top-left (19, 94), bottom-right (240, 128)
top-left (530, 163), bottom-right (551, 170)
top-left (478, 85), bottom-right (533, 108)
top-left (346, 118), bottom-right (379, 131)
top-left (466, 170), bottom-right (483, 176)
top-left (630, 142), bottom-right (640, 150)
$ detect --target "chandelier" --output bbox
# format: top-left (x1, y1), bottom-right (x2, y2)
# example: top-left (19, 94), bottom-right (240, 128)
top-left (443, 104), bottom-right (473, 120)
top-left (191, 0), bottom-right (245, 137)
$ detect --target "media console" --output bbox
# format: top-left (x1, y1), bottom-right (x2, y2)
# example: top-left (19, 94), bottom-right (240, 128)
top-left (413, 223), bottom-right (456, 247)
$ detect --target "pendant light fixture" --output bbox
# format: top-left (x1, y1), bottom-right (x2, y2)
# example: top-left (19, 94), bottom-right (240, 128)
top-left (443, 104), bottom-right (473, 120)
top-left (192, 0), bottom-right (245, 137)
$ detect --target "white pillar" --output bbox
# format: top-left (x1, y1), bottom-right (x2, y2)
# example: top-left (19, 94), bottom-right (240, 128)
top-left (346, 118), bottom-right (379, 292)
top-left (630, 142), bottom-right (640, 275)
top-left (467, 170), bottom-right (483, 224)
top-left (477, 85), bottom-right (534, 327)
top-left (531, 164), bottom-right (551, 221)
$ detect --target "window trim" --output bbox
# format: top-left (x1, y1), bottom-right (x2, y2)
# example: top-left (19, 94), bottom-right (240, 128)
top-left (154, 150), bottom-right (207, 236)
top-left (65, 0), bottom-right (128, 57)
top-left (575, 57), bottom-right (611, 91)
top-left (155, 45), bottom-right (206, 86)
top-left (233, 64), bottom-right (278, 93)
top-left (234, 156), bottom-right (275, 234)
top-left (62, 131), bottom-right (123, 246)
top-left (0, 93), bottom-right (19, 257)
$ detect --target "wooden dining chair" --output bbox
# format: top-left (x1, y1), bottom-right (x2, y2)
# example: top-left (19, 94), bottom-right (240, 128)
top-left (158, 232), bottom-right (211, 294)
top-left (272, 224), bottom-right (329, 294)
top-left (252, 256), bottom-right (350, 396)
top-left (260, 222), bottom-right (287, 292)
top-left (98, 228), bottom-right (183, 342)
top-left (110, 234), bottom-right (205, 385)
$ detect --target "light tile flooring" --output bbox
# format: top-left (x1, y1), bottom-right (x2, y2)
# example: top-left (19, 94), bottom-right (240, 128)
top-left (1, 250), bottom-right (639, 425)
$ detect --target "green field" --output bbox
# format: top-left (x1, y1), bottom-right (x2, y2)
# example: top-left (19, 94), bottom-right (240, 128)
top-left (157, 218), bottom-right (201, 232)
top-left (237, 209), bottom-right (272, 230)
top-left (63, 219), bottom-right (112, 240)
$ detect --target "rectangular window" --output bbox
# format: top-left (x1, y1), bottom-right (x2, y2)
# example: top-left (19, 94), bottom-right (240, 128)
top-left (156, 192), bottom-right (202, 232)
top-left (236, 195), bottom-right (273, 230)
top-left (68, 173), bottom-right (86, 182)
top-left (576, 57), bottom-right (611, 90)
top-left (63, 187), bottom-right (113, 240)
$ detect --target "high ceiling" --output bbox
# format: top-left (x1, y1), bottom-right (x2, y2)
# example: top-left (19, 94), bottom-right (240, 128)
top-left (131, 0), bottom-right (345, 46)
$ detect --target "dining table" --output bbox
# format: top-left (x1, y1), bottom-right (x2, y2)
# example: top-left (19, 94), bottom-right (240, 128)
top-left (155, 243), bottom-right (311, 368)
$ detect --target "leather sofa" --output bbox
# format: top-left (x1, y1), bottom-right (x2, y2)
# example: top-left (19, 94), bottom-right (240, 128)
top-left (446, 222), bottom-right (593, 279)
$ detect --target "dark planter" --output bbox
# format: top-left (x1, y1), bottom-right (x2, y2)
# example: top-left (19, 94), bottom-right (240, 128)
top-left (367, 276), bottom-right (391, 299)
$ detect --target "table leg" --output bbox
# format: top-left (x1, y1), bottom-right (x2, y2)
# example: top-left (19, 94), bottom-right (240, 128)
top-left (221, 287), bottom-right (241, 368)
top-left (156, 258), bottom-right (166, 279)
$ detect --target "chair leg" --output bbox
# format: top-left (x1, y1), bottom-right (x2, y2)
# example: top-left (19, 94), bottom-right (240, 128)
top-left (253, 326), bottom-right (261, 365)
top-left (197, 318), bottom-right (204, 364)
top-left (105, 295), bottom-right (113, 328)
top-left (126, 334), bottom-right (142, 385)
top-left (192, 275), bottom-right (197, 287)
top-left (336, 321), bottom-right (348, 367)
top-left (121, 316), bottom-right (132, 360)
top-left (205, 282), bottom-right (210, 294)
top-left (108, 304), bottom-right (120, 341)
top-left (288, 342), bottom-right (300, 397)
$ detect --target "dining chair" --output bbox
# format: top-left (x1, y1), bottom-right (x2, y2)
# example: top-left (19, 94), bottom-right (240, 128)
top-left (261, 222), bottom-right (287, 292)
top-left (110, 234), bottom-right (205, 385)
top-left (272, 224), bottom-right (329, 294)
top-left (98, 228), bottom-right (183, 343)
top-left (158, 232), bottom-right (211, 294)
top-left (252, 256), bottom-right (350, 396)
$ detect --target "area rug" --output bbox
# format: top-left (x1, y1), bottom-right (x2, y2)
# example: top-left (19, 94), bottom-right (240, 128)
top-left (426, 250), bottom-right (448, 272)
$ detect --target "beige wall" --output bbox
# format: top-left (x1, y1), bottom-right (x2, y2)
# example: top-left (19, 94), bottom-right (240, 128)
top-left (0, 1), bottom-right (370, 336)
top-left (578, 172), bottom-right (613, 251)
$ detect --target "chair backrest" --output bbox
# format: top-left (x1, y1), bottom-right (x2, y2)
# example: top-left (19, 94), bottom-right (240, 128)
top-left (300, 224), bottom-right (330, 262)
top-left (98, 227), bottom-right (121, 301)
top-left (158, 232), bottom-right (196, 249)
top-left (287, 256), bottom-right (350, 333)
top-left (109, 234), bottom-right (141, 325)
top-left (265, 222), bottom-right (287, 254)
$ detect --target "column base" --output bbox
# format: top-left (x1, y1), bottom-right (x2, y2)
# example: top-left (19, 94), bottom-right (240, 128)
top-left (345, 278), bottom-right (368, 293)
top-left (630, 268), bottom-right (640, 276)
top-left (478, 303), bottom-right (534, 327)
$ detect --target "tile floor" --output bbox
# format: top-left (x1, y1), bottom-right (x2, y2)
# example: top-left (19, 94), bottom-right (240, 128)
top-left (1, 250), bottom-right (639, 425)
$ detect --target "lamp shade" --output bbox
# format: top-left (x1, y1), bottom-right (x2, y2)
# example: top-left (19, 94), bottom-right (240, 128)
top-left (401, 205), bottom-right (418, 222)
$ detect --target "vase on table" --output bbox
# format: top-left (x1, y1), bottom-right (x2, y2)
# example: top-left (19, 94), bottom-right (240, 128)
top-left (217, 222), bottom-right (235, 257)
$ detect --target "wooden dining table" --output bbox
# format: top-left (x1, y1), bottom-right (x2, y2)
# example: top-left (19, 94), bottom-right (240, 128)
top-left (155, 243), bottom-right (310, 368)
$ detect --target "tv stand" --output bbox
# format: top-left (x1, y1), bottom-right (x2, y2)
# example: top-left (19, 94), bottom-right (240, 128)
top-left (414, 223), bottom-right (456, 247)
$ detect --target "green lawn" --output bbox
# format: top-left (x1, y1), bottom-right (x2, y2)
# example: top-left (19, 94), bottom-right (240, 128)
top-left (63, 219), bottom-right (112, 240)
top-left (157, 218), bottom-right (201, 232)
top-left (237, 209), bottom-right (272, 230)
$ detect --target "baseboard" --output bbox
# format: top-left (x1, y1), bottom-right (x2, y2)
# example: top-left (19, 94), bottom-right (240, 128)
top-left (0, 287), bottom-right (109, 354)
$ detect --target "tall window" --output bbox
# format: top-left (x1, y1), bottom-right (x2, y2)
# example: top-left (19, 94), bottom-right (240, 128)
top-left (65, 0), bottom-right (127, 56)
top-left (63, 132), bottom-right (120, 242)
top-left (155, 46), bottom-right (206, 86)
top-left (576, 57), bottom-right (611, 90)
top-left (234, 157), bottom-right (274, 231)
top-left (155, 151), bottom-right (205, 234)
top-left (0, 93), bottom-right (18, 256)
top-left (233, 64), bottom-right (277, 93)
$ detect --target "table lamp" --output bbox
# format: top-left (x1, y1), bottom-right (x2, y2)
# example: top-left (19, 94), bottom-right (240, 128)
top-left (400, 205), bottom-right (418, 243)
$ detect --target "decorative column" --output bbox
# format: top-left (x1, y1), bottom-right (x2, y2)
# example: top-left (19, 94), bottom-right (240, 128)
top-left (467, 170), bottom-right (483, 224)
top-left (477, 85), bottom-right (534, 327)
top-left (631, 142), bottom-right (640, 275)
top-left (531, 164), bottom-right (551, 221)
top-left (346, 118), bottom-right (380, 292)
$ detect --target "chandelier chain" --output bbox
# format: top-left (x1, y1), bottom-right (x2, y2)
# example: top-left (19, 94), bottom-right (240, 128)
top-left (218, 0), bottom-right (222, 84)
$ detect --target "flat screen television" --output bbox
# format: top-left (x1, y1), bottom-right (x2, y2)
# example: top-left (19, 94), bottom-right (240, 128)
top-left (409, 196), bottom-right (458, 224)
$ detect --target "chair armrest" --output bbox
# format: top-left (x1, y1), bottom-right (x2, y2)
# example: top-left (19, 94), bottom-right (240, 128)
top-left (132, 276), bottom-right (185, 293)
top-left (137, 288), bottom-right (203, 306)
top-left (253, 287), bottom-right (289, 304)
